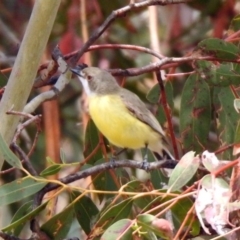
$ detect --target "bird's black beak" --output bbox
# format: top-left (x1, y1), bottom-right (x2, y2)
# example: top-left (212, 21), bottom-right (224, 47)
top-left (70, 67), bottom-right (82, 77)
top-left (70, 63), bottom-right (88, 77)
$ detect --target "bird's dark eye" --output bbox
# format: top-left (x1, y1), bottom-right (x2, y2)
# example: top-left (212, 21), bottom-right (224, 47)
top-left (87, 75), bottom-right (92, 81)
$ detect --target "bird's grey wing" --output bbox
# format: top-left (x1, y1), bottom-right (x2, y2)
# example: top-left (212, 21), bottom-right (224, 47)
top-left (119, 88), bottom-right (165, 136)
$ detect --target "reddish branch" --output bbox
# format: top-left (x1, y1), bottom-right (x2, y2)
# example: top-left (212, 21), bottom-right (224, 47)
top-left (155, 71), bottom-right (179, 159)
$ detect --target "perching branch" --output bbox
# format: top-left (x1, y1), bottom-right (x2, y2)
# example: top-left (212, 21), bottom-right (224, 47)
top-left (33, 159), bottom-right (177, 207)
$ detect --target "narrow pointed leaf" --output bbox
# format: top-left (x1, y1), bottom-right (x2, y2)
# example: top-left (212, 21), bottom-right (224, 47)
top-left (198, 38), bottom-right (240, 60)
top-left (101, 219), bottom-right (133, 240)
top-left (0, 176), bottom-right (46, 206)
top-left (217, 87), bottom-right (240, 159)
top-left (96, 198), bottom-right (133, 229)
top-left (41, 205), bottom-right (74, 240)
top-left (2, 200), bottom-right (48, 235)
top-left (168, 151), bottom-right (200, 191)
top-left (40, 164), bottom-right (62, 177)
top-left (0, 133), bottom-right (22, 169)
top-left (147, 82), bottom-right (174, 126)
top-left (196, 61), bottom-right (240, 87)
top-left (93, 158), bottom-right (118, 201)
top-left (180, 73), bottom-right (211, 152)
top-left (84, 119), bottom-right (103, 164)
top-left (71, 191), bottom-right (99, 235)
top-left (137, 214), bottom-right (173, 239)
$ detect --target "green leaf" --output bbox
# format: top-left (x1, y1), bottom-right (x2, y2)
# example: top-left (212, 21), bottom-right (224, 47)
top-left (137, 214), bottom-right (173, 239)
top-left (0, 176), bottom-right (47, 206)
top-left (0, 133), bottom-right (22, 169)
top-left (198, 38), bottom-right (240, 60)
top-left (147, 82), bottom-right (174, 126)
top-left (96, 198), bottom-right (133, 229)
top-left (84, 119), bottom-right (103, 164)
top-left (41, 204), bottom-right (74, 240)
top-left (93, 158), bottom-right (118, 201)
top-left (168, 151), bottom-right (200, 191)
top-left (124, 180), bottom-right (155, 210)
top-left (180, 73), bottom-right (211, 152)
top-left (229, 14), bottom-right (240, 34)
top-left (70, 191), bottom-right (99, 235)
top-left (101, 219), bottom-right (133, 240)
top-left (151, 194), bottom-right (200, 236)
top-left (170, 197), bottom-right (200, 236)
top-left (227, 15), bottom-right (240, 47)
top-left (40, 164), bottom-right (62, 177)
top-left (146, 82), bottom-right (174, 108)
top-left (217, 87), bottom-right (240, 159)
top-left (201, 174), bottom-right (229, 189)
top-left (2, 200), bottom-right (48, 235)
top-left (60, 148), bottom-right (67, 163)
top-left (148, 151), bottom-right (168, 189)
top-left (234, 121), bottom-right (240, 145)
top-left (196, 61), bottom-right (240, 87)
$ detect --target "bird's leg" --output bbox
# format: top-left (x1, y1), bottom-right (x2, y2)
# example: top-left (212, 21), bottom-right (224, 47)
top-left (114, 148), bottom-right (127, 157)
top-left (141, 144), bottom-right (150, 171)
top-left (109, 148), bottom-right (127, 167)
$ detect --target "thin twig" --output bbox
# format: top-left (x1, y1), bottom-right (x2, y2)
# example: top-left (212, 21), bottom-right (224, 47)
top-left (70, 0), bottom-right (191, 65)
top-left (10, 143), bottom-right (38, 176)
top-left (165, 71), bottom-right (195, 77)
top-left (155, 71), bottom-right (179, 159)
top-left (173, 204), bottom-right (195, 240)
top-left (64, 44), bottom-right (165, 61)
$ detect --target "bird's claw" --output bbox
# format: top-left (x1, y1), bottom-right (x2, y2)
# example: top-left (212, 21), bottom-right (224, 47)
top-left (109, 157), bottom-right (117, 168)
top-left (141, 159), bottom-right (150, 171)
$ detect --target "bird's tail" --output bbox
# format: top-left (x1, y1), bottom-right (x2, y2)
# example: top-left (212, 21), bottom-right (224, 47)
top-left (153, 146), bottom-right (175, 161)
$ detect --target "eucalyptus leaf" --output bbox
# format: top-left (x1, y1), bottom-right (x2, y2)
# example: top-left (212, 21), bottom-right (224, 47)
top-left (0, 133), bottom-right (22, 169)
top-left (0, 176), bottom-right (46, 206)
top-left (198, 38), bottom-right (240, 60)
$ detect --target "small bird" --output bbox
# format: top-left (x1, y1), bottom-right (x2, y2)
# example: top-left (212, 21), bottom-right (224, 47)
top-left (71, 66), bottom-right (173, 165)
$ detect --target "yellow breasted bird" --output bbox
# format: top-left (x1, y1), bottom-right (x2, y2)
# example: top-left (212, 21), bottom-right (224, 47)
top-left (71, 66), bottom-right (173, 166)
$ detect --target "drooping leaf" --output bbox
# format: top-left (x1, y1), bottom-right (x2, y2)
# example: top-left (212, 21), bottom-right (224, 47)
top-left (170, 196), bottom-right (200, 236)
top-left (137, 214), bottom-right (173, 239)
top-left (2, 200), bottom-right (48, 236)
top-left (70, 191), bottom-right (99, 235)
top-left (60, 148), bottom-right (67, 163)
top-left (147, 81), bottom-right (174, 126)
top-left (233, 121), bottom-right (240, 155)
top-left (95, 198), bottom-right (133, 229)
top-left (149, 193), bottom-right (200, 236)
top-left (147, 81), bottom-right (174, 107)
top-left (41, 204), bottom-right (74, 240)
top-left (124, 179), bottom-right (155, 210)
top-left (228, 14), bottom-right (240, 38)
top-left (0, 133), bottom-right (22, 169)
top-left (92, 158), bottom-right (118, 201)
top-left (180, 73), bottom-right (211, 152)
top-left (168, 151), bottom-right (200, 191)
top-left (84, 119), bottom-right (103, 164)
top-left (217, 87), bottom-right (240, 159)
top-left (101, 219), bottom-right (133, 240)
top-left (198, 38), bottom-right (240, 60)
top-left (0, 176), bottom-right (46, 206)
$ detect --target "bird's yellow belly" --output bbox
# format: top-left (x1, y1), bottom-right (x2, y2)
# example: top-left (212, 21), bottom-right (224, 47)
top-left (88, 95), bottom-right (160, 149)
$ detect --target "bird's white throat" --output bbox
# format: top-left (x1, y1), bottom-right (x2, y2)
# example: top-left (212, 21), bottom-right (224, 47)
top-left (78, 76), bottom-right (94, 96)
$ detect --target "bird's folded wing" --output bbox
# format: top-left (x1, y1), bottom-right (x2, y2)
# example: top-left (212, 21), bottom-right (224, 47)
top-left (119, 88), bottom-right (165, 137)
